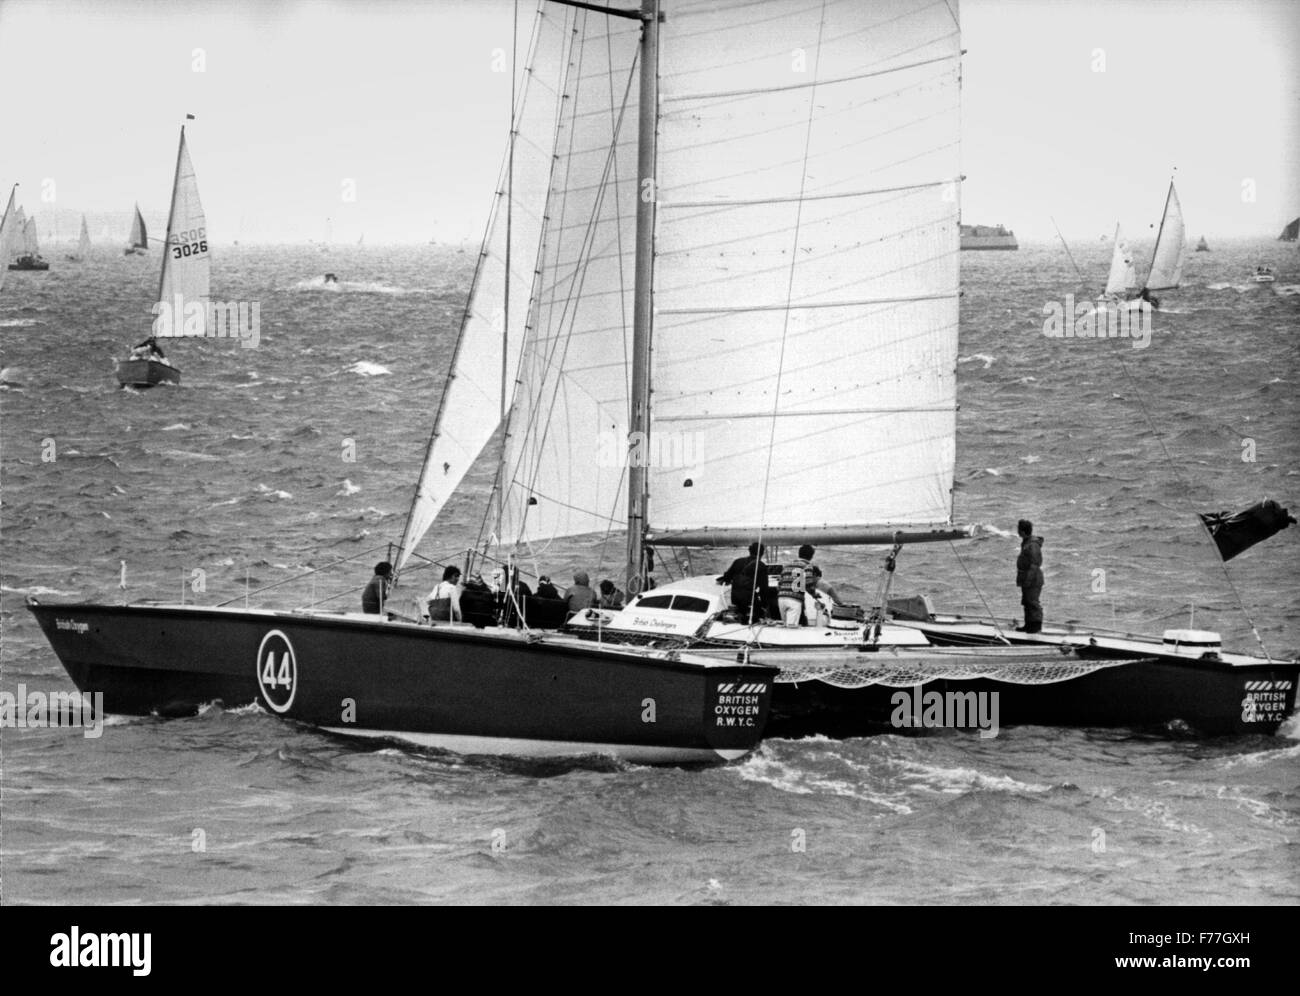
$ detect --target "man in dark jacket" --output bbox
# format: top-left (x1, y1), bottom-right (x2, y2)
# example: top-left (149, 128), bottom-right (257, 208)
top-left (361, 561), bottom-right (392, 614)
top-left (1015, 519), bottom-right (1044, 633)
top-left (723, 544), bottom-right (774, 623)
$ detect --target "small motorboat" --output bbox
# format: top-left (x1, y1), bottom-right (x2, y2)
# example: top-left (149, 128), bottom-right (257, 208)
top-left (1253, 266), bottom-right (1275, 283)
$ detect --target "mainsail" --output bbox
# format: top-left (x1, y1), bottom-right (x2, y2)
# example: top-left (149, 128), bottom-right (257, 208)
top-left (1104, 224), bottom-right (1136, 296)
top-left (1145, 181), bottom-right (1185, 291)
top-left (77, 215), bottom-right (91, 258)
top-left (127, 203), bottom-right (148, 251)
top-left (400, 0), bottom-right (967, 577)
top-left (156, 127), bottom-right (210, 336)
top-left (649, 0), bottom-right (963, 541)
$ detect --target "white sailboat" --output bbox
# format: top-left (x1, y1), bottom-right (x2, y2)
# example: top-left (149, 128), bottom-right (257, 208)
top-left (65, 215), bottom-right (91, 262)
top-left (115, 120), bottom-right (210, 388)
top-left (1132, 179), bottom-right (1186, 308)
top-left (1103, 223), bottom-right (1137, 298)
top-left (0, 184), bottom-right (18, 291)
top-left (124, 203), bottom-right (149, 255)
top-left (23, 2), bottom-right (1296, 750)
top-left (8, 205), bottom-right (49, 271)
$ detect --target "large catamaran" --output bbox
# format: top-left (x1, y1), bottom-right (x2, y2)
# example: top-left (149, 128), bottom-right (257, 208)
top-left (27, 1), bottom-right (1295, 749)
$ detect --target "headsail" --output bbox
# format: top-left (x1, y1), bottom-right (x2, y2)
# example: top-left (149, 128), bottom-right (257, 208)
top-left (1104, 223), bottom-right (1136, 296)
top-left (495, 8), bottom-right (642, 549)
top-left (1145, 181), bottom-right (1185, 291)
top-left (127, 203), bottom-right (148, 251)
top-left (648, 0), bottom-right (964, 540)
top-left (394, 6), bottom-right (576, 571)
top-left (156, 127), bottom-right (210, 336)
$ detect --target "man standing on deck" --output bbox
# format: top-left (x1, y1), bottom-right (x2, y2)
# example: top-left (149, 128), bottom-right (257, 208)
top-left (362, 561), bottom-right (392, 614)
top-left (1015, 519), bottom-right (1044, 634)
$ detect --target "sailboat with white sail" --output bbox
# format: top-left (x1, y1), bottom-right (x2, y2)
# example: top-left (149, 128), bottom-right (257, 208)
top-left (65, 215), bottom-right (91, 262)
top-left (124, 203), bottom-right (149, 255)
top-left (24, 1), bottom-right (1295, 748)
top-left (114, 120), bottom-right (209, 388)
top-left (8, 206), bottom-right (50, 271)
top-left (0, 185), bottom-right (19, 292)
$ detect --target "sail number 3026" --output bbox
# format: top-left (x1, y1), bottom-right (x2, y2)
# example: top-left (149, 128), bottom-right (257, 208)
top-left (256, 630), bottom-right (298, 714)
top-left (169, 228), bottom-right (208, 258)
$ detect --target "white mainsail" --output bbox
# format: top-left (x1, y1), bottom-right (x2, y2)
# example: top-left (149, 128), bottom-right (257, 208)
top-left (394, 6), bottom-right (576, 571)
top-left (156, 128), bottom-right (210, 336)
top-left (401, 0), bottom-right (965, 571)
top-left (1145, 181), bottom-right (1185, 291)
top-left (1104, 223), bottom-right (1136, 297)
top-left (127, 203), bottom-right (148, 251)
top-left (651, 0), bottom-right (962, 537)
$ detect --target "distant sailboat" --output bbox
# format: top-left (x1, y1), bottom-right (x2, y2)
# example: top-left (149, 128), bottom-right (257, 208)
top-left (1195, 235), bottom-right (1209, 252)
top-left (0, 184), bottom-right (18, 292)
top-left (124, 203), bottom-right (149, 255)
top-left (1278, 218), bottom-right (1299, 242)
top-left (8, 206), bottom-right (50, 271)
top-left (65, 215), bottom-right (91, 261)
top-left (115, 120), bottom-right (210, 388)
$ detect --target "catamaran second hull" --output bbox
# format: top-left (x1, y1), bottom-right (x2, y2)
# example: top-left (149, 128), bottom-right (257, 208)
top-left (115, 359), bottom-right (181, 388)
top-left (25, 600), bottom-right (776, 764)
top-left (756, 646), bottom-right (1297, 738)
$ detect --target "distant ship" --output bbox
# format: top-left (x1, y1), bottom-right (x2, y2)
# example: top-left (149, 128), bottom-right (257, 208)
top-left (1195, 235), bottom-right (1209, 252)
top-left (960, 223), bottom-right (1018, 250)
top-left (1279, 218), bottom-right (1299, 242)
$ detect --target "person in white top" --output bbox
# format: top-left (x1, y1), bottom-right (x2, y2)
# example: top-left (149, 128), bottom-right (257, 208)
top-left (426, 565), bottom-right (463, 623)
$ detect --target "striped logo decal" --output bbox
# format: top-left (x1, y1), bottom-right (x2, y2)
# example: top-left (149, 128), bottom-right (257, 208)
top-left (717, 682), bottom-right (768, 695)
top-left (1244, 680), bottom-right (1292, 692)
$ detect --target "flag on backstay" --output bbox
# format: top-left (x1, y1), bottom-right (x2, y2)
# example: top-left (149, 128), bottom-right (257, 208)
top-left (1199, 499), bottom-right (1296, 561)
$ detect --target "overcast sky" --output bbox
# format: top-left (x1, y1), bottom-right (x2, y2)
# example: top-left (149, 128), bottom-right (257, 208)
top-left (1, 0), bottom-right (1296, 243)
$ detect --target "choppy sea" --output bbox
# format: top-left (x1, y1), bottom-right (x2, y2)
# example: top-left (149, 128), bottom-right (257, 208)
top-left (1, 239), bottom-right (1297, 905)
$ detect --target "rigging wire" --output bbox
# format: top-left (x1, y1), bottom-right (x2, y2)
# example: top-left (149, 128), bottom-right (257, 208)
top-left (748, 0), bottom-right (830, 629)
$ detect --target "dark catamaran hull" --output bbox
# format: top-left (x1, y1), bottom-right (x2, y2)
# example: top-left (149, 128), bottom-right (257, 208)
top-left (762, 651), bottom-right (1297, 738)
top-left (25, 600), bottom-right (776, 763)
top-left (115, 358), bottom-right (181, 388)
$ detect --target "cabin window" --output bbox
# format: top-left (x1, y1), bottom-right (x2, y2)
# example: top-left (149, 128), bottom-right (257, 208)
top-left (671, 596), bottom-right (711, 614)
top-left (635, 594), bottom-right (674, 610)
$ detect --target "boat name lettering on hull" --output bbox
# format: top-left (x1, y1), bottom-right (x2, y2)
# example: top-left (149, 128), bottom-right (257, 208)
top-left (256, 630), bottom-right (298, 714)
top-left (55, 618), bottom-right (89, 634)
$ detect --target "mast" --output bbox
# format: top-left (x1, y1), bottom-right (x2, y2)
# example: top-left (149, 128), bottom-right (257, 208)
top-left (625, 0), bottom-right (658, 596)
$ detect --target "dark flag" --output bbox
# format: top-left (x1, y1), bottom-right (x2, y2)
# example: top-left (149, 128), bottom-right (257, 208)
top-left (1199, 499), bottom-right (1296, 561)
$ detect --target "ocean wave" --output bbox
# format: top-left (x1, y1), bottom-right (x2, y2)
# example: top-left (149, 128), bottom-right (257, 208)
top-left (348, 361), bottom-right (391, 377)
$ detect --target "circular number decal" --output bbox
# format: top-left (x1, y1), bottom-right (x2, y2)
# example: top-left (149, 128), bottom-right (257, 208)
top-left (256, 630), bottom-right (298, 714)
